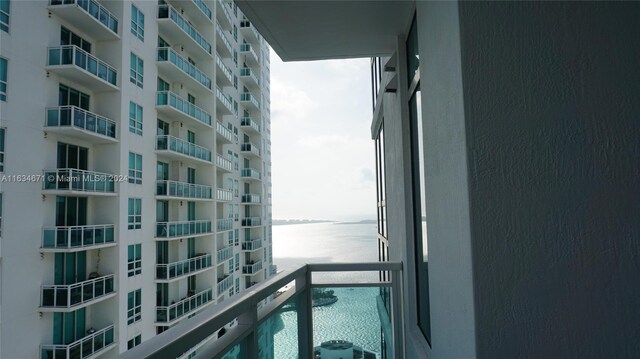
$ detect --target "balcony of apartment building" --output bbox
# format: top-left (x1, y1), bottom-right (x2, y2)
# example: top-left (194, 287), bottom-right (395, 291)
top-left (40, 224), bottom-right (116, 252)
top-left (240, 90), bottom-right (260, 112)
top-left (240, 116), bottom-right (261, 135)
top-left (216, 245), bottom-right (233, 263)
top-left (157, 2), bottom-right (212, 59)
top-left (240, 167), bottom-right (261, 181)
top-left (216, 121), bottom-right (237, 144)
top-left (242, 260), bottom-right (263, 276)
top-left (215, 153), bottom-right (233, 173)
top-left (216, 274), bottom-right (234, 297)
top-left (156, 180), bottom-right (213, 201)
top-left (215, 86), bottom-right (234, 115)
top-left (156, 253), bottom-right (214, 283)
top-left (216, 0), bottom-right (233, 30)
top-left (156, 47), bottom-right (212, 95)
top-left (156, 287), bottom-right (214, 326)
top-left (46, 45), bottom-right (118, 91)
top-left (216, 218), bottom-right (233, 233)
top-left (42, 168), bottom-right (117, 196)
top-left (241, 238), bottom-right (262, 252)
top-left (216, 187), bottom-right (233, 203)
top-left (155, 134), bottom-right (212, 165)
top-left (41, 323), bottom-right (116, 359)
top-left (45, 106), bottom-right (118, 143)
top-left (47, 0), bottom-right (119, 40)
top-left (241, 216), bottom-right (261, 228)
top-left (240, 19), bottom-right (260, 46)
top-left (240, 142), bottom-right (261, 158)
top-left (215, 52), bottom-right (233, 86)
top-left (240, 67), bottom-right (260, 90)
top-left (155, 219), bottom-right (213, 241)
top-left (156, 91), bottom-right (213, 130)
top-left (168, 0), bottom-right (213, 26)
top-left (241, 193), bottom-right (261, 205)
top-left (239, 42), bottom-right (260, 67)
top-left (40, 273), bottom-right (116, 312)
top-left (215, 22), bottom-right (234, 58)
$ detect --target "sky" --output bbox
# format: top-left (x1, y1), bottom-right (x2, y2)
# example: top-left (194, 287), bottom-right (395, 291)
top-left (269, 49), bottom-right (376, 222)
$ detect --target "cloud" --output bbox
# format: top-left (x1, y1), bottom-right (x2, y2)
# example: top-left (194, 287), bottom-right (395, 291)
top-left (270, 76), bottom-right (319, 121)
top-left (358, 168), bottom-right (375, 184)
top-left (297, 134), bottom-right (351, 148)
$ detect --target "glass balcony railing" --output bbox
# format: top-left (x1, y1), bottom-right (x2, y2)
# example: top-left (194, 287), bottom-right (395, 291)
top-left (42, 168), bottom-right (116, 194)
top-left (240, 67), bottom-right (260, 86)
top-left (158, 4), bottom-right (211, 55)
top-left (240, 143), bottom-right (261, 157)
top-left (156, 254), bottom-right (213, 281)
top-left (239, 20), bottom-right (260, 43)
top-left (156, 180), bottom-right (212, 200)
top-left (240, 117), bottom-right (261, 133)
top-left (216, 87), bottom-right (234, 113)
top-left (41, 324), bottom-right (115, 359)
top-left (216, 246), bottom-right (233, 262)
top-left (216, 154), bottom-right (233, 172)
top-left (192, 0), bottom-right (212, 21)
top-left (157, 47), bottom-right (212, 91)
top-left (240, 92), bottom-right (261, 110)
top-left (216, 52), bottom-right (233, 84)
top-left (155, 220), bottom-right (212, 239)
top-left (216, 0), bottom-right (233, 28)
top-left (241, 193), bottom-right (261, 204)
top-left (241, 168), bottom-right (261, 180)
top-left (240, 43), bottom-right (259, 64)
top-left (216, 218), bottom-right (233, 232)
top-left (41, 274), bottom-right (115, 309)
top-left (47, 45), bottom-right (118, 87)
top-left (216, 188), bottom-right (233, 202)
top-left (156, 91), bottom-right (212, 126)
top-left (216, 121), bottom-right (236, 143)
top-left (241, 217), bottom-right (261, 227)
top-left (42, 224), bottom-right (115, 251)
top-left (215, 22), bottom-right (233, 55)
top-left (156, 135), bottom-right (212, 163)
top-left (241, 239), bottom-right (262, 251)
top-left (216, 275), bottom-right (233, 295)
top-left (119, 262), bottom-right (402, 359)
top-left (46, 106), bottom-right (117, 140)
top-left (242, 260), bottom-right (262, 275)
top-left (156, 288), bottom-right (213, 323)
top-left (48, 0), bottom-right (118, 35)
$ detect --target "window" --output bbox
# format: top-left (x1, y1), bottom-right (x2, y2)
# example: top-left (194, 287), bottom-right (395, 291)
top-left (127, 289), bottom-right (142, 324)
top-left (0, 57), bottom-right (6, 101)
top-left (131, 4), bottom-right (144, 41)
top-left (128, 152), bottom-right (142, 184)
top-left (128, 244), bottom-right (142, 277)
top-left (0, 0), bottom-right (9, 33)
top-left (127, 335), bottom-right (141, 350)
top-left (157, 77), bottom-right (170, 92)
top-left (130, 53), bottom-right (143, 88)
top-left (0, 193), bottom-right (3, 236)
top-left (129, 101), bottom-right (143, 135)
top-left (0, 128), bottom-right (4, 171)
top-left (59, 84), bottom-right (90, 110)
top-left (128, 198), bottom-right (142, 229)
top-left (61, 26), bottom-right (91, 53)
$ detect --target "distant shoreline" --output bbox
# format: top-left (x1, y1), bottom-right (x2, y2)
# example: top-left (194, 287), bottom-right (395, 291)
top-left (272, 219), bottom-right (376, 226)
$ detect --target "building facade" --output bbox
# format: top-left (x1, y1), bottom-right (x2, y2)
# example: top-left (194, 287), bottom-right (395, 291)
top-left (0, 0), bottom-right (272, 357)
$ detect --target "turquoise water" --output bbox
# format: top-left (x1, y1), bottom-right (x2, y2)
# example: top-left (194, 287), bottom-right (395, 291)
top-left (272, 222), bottom-right (380, 358)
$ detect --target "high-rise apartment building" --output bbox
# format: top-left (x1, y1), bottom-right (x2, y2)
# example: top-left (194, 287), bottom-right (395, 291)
top-left (0, 0), bottom-right (272, 358)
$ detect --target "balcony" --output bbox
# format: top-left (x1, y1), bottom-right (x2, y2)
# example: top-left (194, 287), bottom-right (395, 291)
top-left (169, 0), bottom-right (212, 25)
top-left (155, 220), bottom-right (213, 240)
top-left (215, 22), bottom-right (233, 57)
top-left (41, 324), bottom-right (116, 359)
top-left (45, 106), bottom-right (117, 143)
top-left (156, 254), bottom-right (213, 282)
top-left (42, 168), bottom-right (116, 196)
top-left (216, 188), bottom-right (233, 202)
top-left (241, 168), bottom-right (261, 181)
top-left (241, 193), bottom-right (261, 204)
top-left (240, 117), bottom-right (261, 134)
top-left (242, 260), bottom-right (263, 275)
top-left (216, 87), bottom-right (234, 115)
top-left (41, 224), bottom-right (115, 252)
top-left (48, 0), bottom-right (118, 40)
top-left (216, 0), bottom-right (233, 30)
top-left (241, 217), bottom-right (262, 228)
top-left (47, 46), bottom-right (118, 91)
top-left (156, 180), bottom-right (213, 201)
top-left (240, 43), bottom-right (260, 67)
top-left (156, 91), bottom-right (212, 129)
top-left (216, 246), bottom-right (233, 262)
top-left (240, 143), bottom-right (261, 158)
top-left (157, 3), bottom-right (212, 58)
top-left (216, 218), bottom-right (233, 233)
top-left (156, 135), bottom-right (212, 165)
top-left (240, 20), bottom-right (260, 46)
top-left (240, 92), bottom-right (260, 112)
top-left (216, 154), bottom-right (233, 173)
top-left (216, 275), bottom-right (234, 296)
top-left (215, 52), bottom-right (233, 86)
top-left (157, 47), bottom-right (212, 95)
top-left (41, 274), bottom-right (115, 311)
top-left (240, 67), bottom-right (260, 90)
top-left (241, 239), bottom-right (262, 252)
top-left (120, 262), bottom-right (402, 359)
top-left (216, 121), bottom-right (236, 143)
top-left (156, 288), bottom-right (213, 325)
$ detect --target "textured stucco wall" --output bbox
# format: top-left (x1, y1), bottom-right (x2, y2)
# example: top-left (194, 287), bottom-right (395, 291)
top-left (458, 2), bottom-right (640, 357)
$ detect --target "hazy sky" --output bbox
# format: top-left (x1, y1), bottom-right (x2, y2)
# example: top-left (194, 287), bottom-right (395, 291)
top-left (269, 49), bottom-right (375, 221)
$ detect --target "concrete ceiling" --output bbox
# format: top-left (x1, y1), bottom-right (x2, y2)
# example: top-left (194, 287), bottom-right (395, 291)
top-left (236, 1), bottom-right (415, 61)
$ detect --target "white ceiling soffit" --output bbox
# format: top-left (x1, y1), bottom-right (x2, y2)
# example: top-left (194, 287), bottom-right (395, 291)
top-left (236, 1), bottom-right (415, 61)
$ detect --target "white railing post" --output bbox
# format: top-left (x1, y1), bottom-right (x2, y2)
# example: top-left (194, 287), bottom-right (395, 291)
top-left (238, 303), bottom-right (258, 358)
top-left (296, 267), bottom-right (313, 359)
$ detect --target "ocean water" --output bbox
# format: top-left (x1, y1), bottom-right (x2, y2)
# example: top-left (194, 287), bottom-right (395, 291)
top-left (272, 222), bottom-right (380, 358)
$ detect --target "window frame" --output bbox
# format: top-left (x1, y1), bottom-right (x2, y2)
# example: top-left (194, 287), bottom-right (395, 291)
top-left (130, 52), bottom-right (144, 88)
top-left (0, 0), bottom-right (10, 33)
top-left (130, 4), bottom-right (144, 41)
top-left (127, 289), bottom-right (142, 324)
top-left (0, 57), bottom-right (7, 101)
top-left (128, 198), bottom-right (142, 230)
top-left (128, 151), bottom-right (143, 184)
top-left (129, 101), bottom-right (143, 135)
top-left (127, 243), bottom-right (142, 277)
